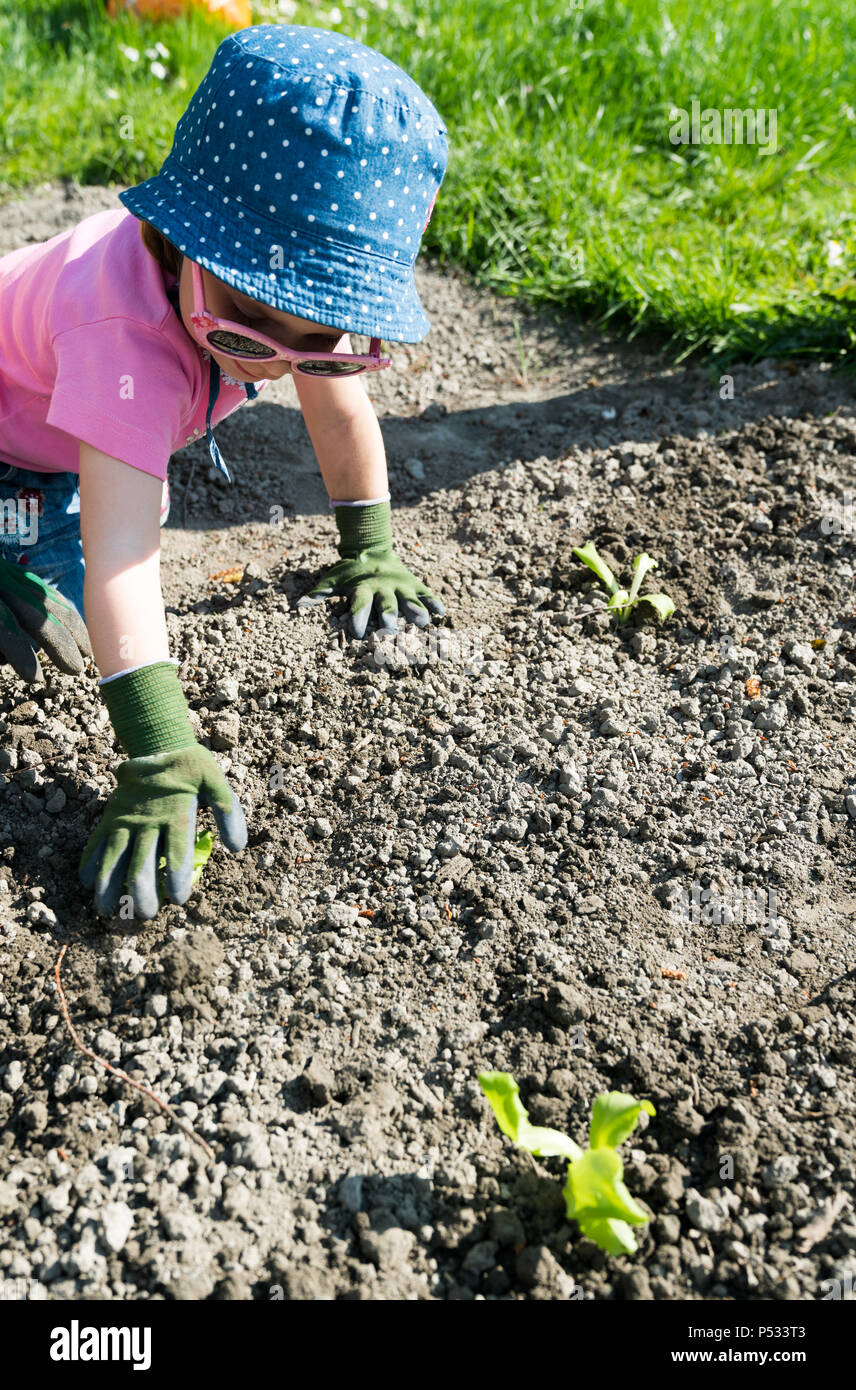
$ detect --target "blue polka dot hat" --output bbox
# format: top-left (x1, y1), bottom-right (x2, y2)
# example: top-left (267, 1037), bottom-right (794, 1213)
top-left (118, 23), bottom-right (449, 344)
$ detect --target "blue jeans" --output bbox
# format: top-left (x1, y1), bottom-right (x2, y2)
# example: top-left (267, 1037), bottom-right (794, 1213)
top-left (0, 463), bottom-right (86, 623)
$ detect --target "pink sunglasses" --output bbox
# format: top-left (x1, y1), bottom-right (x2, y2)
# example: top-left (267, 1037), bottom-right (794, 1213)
top-left (187, 259), bottom-right (391, 377)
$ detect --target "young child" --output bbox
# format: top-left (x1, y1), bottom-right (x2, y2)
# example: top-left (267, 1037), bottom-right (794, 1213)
top-left (0, 22), bottom-right (448, 921)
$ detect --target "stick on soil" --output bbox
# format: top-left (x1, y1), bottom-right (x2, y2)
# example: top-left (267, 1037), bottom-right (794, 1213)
top-left (53, 943), bottom-right (216, 1163)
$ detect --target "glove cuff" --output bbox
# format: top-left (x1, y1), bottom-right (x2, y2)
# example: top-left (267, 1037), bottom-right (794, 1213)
top-left (333, 500), bottom-right (393, 556)
top-left (98, 660), bottom-right (198, 759)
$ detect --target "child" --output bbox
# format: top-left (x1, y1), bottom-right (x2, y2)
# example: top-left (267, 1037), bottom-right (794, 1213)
top-left (0, 22), bottom-right (448, 921)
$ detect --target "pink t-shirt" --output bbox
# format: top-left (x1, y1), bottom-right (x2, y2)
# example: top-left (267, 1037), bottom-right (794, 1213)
top-left (0, 207), bottom-right (269, 482)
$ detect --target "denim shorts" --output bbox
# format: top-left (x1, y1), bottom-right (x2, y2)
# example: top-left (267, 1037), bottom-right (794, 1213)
top-left (0, 462), bottom-right (86, 623)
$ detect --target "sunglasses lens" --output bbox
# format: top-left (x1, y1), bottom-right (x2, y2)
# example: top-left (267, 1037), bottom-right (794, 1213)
top-left (297, 360), bottom-right (365, 376)
top-left (207, 329), bottom-right (274, 359)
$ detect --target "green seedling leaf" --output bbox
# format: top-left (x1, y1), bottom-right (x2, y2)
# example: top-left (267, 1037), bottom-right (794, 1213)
top-left (589, 1092), bottom-right (657, 1149)
top-left (563, 1147), bottom-right (651, 1255)
top-left (479, 1073), bottom-right (654, 1256)
top-left (637, 593), bottom-right (676, 622)
top-left (571, 541), bottom-right (620, 597)
top-left (573, 1215), bottom-right (642, 1256)
top-left (574, 541), bottom-right (675, 627)
top-left (190, 830), bottom-right (214, 888)
top-left (626, 553), bottom-right (658, 607)
top-left (607, 587), bottom-right (631, 610)
top-left (607, 587), bottom-right (632, 622)
top-left (478, 1072), bottom-right (583, 1160)
top-left (156, 830), bottom-right (214, 905)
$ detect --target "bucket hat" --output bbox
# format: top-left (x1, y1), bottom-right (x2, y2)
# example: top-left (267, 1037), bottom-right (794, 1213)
top-left (118, 22), bottom-right (449, 344)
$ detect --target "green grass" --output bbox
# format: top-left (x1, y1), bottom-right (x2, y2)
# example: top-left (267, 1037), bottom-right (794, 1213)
top-left (1, 0), bottom-right (855, 363)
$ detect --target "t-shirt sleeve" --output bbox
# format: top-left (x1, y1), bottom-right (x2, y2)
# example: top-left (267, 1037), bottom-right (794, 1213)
top-left (47, 318), bottom-right (190, 481)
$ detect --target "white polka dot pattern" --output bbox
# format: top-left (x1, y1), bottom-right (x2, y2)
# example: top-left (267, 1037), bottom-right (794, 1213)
top-left (118, 23), bottom-right (448, 343)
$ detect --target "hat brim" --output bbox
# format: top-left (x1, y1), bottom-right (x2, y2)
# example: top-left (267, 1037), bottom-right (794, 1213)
top-left (119, 163), bottom-right (432, 344)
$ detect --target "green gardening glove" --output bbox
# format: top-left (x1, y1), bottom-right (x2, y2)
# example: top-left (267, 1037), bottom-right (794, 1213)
top-left (0, 556), bottom-right (92, 683)
top-left (296, 500), bottom-right (445, 639)
top-left (78, 661), bottom-right (247, 920)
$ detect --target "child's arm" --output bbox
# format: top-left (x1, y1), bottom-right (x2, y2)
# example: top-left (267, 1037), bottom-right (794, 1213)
top-left (293, 383), bottom-right (445, 638)
top-left (78, 443), bottom-right (170, 677)
top-left (77, 442), bottom-right (247, 921)
top-left (294, 367), bottom-right (388, 501)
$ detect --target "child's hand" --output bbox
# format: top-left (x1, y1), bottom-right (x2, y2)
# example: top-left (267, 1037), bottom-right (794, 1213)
top-left (0, 558), bottom-right (92, 682)
top-left (78, 742), bottom-right (247, 920)
top-left (298, 550), bottom-right (445, 639)
top-left (296, 500), bottom-right (445, 639)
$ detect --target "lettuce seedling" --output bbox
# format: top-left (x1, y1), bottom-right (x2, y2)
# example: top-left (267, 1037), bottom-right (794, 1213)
top-left (156, 830), bottom-right (214, 906)
top-left (479, 1071), bottom-right (655, 1255)
top-left (573, 541), bottom-right (675, 625)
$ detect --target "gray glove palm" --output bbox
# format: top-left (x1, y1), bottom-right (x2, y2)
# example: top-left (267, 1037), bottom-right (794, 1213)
top-left (0, 558), bottom-right (91, 682)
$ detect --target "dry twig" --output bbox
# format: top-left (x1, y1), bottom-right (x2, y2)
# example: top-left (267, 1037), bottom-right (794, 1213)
top-left (797, 1190), bottom-right (847, 1253)
top-left (54, 944), bottom-right (215, 1163)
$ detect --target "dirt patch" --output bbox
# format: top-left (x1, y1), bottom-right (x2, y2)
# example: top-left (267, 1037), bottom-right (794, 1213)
top-left (0, 182), bottom-right (854, 1302)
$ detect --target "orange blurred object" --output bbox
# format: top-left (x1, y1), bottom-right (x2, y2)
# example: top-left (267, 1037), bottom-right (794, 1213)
top-left (208, 567), bottom-right (245, 583)
top-left (107, 0), bottom-right (252, 25)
